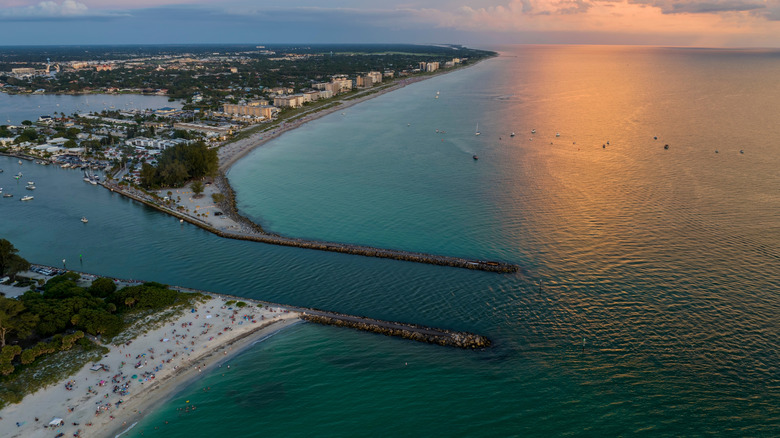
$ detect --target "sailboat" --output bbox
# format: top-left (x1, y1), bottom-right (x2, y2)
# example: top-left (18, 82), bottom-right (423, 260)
top-left (475, 123), bottom-right (481, 136)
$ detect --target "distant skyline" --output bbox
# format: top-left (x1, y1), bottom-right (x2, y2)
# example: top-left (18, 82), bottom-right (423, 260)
top-left (1, 0), bottom-right (780, 48)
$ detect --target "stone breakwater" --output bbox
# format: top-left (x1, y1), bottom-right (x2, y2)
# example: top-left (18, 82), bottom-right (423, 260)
top-left (299, 311), bottom-right (491, 349)
top-left (180, 289), bottom-right (493, 349)
top-left (101, 179), bottom-right (520, 274)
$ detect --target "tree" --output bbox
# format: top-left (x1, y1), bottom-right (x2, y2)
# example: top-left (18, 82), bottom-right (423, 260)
top-left (88, 277), bottom-right (117, 298)
top-left (191, 180), bottom-right (204, 197)
top-left (0, 239), bottom-right (30, 280)
top-left (0, 297), bottom-right (38, 347)
top-left (75, 308), bottom-right (121, 337)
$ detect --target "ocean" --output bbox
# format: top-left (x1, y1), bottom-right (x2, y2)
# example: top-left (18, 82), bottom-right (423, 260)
top-left (2, 45), bottom-right (779, 436)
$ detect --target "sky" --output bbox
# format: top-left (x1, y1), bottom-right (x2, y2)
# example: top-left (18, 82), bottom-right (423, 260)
top-left (0, 0), bottom-right (779, 48)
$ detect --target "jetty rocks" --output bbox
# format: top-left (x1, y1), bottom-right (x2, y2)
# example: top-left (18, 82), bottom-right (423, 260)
top-left (300, 311), bottom-right (491, 349)
top-left (104, 178), bottom-right (519, 274)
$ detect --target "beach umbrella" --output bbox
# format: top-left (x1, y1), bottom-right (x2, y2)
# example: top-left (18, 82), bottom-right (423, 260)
top-left (132, 375), bottom-right (137, 379)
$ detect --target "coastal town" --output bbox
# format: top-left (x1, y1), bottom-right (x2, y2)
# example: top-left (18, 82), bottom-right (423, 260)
top-left (1, 45), bottom-right (489, 186)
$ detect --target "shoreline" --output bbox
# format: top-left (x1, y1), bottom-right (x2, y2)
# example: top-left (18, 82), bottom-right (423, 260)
top-left (102, 317), bottom-right (301, 438)
top-left (0, 293), bottom-right (301, 438)
top-left (217, 71), bottom-right (450, 172)
top-left (94, 57), bottom-right (519, 274)
top-left (0, 264), bottom-right (493, 437)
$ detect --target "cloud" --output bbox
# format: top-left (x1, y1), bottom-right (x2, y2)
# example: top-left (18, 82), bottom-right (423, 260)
top-left (0, 0), bottom-right (125, 20)
top-left (633, 0), bottom-right (767, 14)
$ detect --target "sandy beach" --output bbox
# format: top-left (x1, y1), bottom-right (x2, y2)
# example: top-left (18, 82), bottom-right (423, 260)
top-left (0, 296), bottom-right (300, 438)
top-left (217, 74), bottom-right (445, 173)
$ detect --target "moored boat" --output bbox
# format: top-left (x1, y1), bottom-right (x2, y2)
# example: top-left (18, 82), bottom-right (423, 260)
top-left (20, 195), bottom-right (33, 201)
top-left (81, 217), bottom-right (88, 223)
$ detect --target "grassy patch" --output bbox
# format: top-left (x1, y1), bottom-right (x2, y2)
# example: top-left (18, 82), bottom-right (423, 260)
top-left (112, 293), bottom-right (206, 346)
top-left (0, 339), bottom-right (109, 410)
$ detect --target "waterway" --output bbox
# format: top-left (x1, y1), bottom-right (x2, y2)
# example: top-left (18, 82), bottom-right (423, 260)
top-left (0, 93), bottom-right (179, 125)
top-left (2, 45), bottom-right (780, 436)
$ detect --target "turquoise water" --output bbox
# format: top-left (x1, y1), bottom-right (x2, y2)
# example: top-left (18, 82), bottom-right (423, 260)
top-left (2, 45), bottom-right (779, 436)
top-left (0, 93), bottom-right (179, 125)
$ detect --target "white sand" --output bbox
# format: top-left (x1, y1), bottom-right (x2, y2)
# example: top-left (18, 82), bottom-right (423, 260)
top-left (0, 297), bottom-right (300, 438)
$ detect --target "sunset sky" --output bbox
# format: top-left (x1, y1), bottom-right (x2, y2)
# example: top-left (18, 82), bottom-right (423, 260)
top-left (1, 0), bottom-right (779, 47)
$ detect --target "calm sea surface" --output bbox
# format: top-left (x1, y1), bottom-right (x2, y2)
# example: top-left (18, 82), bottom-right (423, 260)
top-left (2, 45), bottom-right (779, 437)
top-left (0, 93), bottom-right (179, 125)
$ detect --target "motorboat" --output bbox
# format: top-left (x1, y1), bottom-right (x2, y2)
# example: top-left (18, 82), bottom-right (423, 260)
top-left (473, 154), bottom-right (479, 160)
top-left (20, 195), bottom-right (33, 201)
top-left (81, 217), bottom-right (88, 223)
top-left (26, 185), bottom-right (35, 190)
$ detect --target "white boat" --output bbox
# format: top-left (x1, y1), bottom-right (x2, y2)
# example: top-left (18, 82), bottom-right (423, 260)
top-left (20, 195), bottom-right (33, 201)
top-left (18, 160), bottom-right (22, 165)
top-left (26, 185), bottom-right (35, 190)
top-left (3, 194), bottom-right (12, 198)
top-left (27, 181), bottom-right (34, 185)
top-left (510, 132), bottom-right (515, 137)
top-left (475, 123), bottom-right (481, 136)
top-left (531, 129), bottom-right (536, 134)
top-left (81, 217), bottom-right (88, 223)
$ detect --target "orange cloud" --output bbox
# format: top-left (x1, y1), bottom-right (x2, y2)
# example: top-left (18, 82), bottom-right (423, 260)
top-left (414, 0), bottom-right (780, 46)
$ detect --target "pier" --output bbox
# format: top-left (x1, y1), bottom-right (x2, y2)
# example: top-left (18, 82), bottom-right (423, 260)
top-left (100, 181), bottom-right (519, 274)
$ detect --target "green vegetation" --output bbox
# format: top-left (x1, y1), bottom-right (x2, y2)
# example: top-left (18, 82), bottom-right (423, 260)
top-left (191, 180), bottom-right (204, 197)
top-left (0, 338), bottom-right (108, 409)
top-left (0, 246), bottom-right (202, 408)
top-left (139, 141), bottom-right (217, 188)
top-left (0, 239), bottom-right (31, 281)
